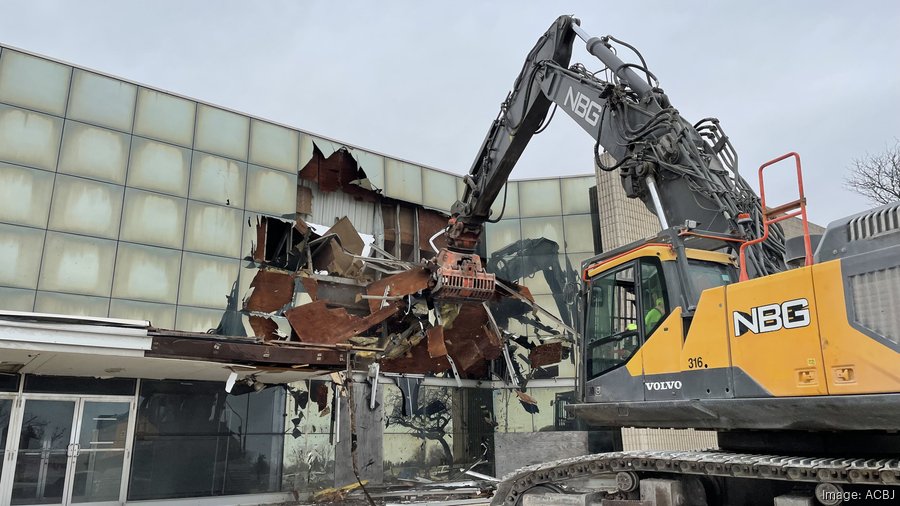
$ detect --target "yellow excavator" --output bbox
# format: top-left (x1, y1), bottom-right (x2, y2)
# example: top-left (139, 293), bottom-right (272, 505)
top-left (430, 15), bottom-right (900, 505)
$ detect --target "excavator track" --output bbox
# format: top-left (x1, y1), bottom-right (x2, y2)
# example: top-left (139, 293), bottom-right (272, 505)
top-left (491, 450), bottom-right (900, 505)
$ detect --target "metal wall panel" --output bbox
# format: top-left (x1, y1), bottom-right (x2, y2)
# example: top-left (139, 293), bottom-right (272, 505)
top-left (112, 242), bottom-right (182, 304)
top-left (58, 120), bottom-right (130, 184)
top-left (0, 104), bottom-right (63, 171)
top-left (178, 252), bottom-right (241, 309)
top-left (0, 162), bottom-right (54, 228)
top-left (109, 298), bottom-right (176, 328)
top-left (195, 104), bottom-right (249, 161)
top-left (484, 219), bottom-right (522, 257)
top-left (67, 69), bottom-right (136, 132)
top-left (38, 231), bottom-right (116, 297)
top-left (0, 223), bottom-right (45, 289)
top-left (189, 152), bottom-right (246, 208)
top-left (183, 201), bottom-right (243, 259)
top-left (133, 88), bottom-right (196, 148)
top-left (563, 214), bottom-right (595, 253)
top-left (127, 136), bottom-right (191, 197)
top-left (245, 164), bottom-right (297, 217)
top-left (300, 135), bottom-right (339, 168)
top-left (119, 188), bottom-right (186, 250)
top-left (490, 182), bottom-right (519, 220)
top-left (520, 216), bottom-right (564, 246)
top-left (298, 179), bottom-right (376, 234)
top-left (249, 119), bottom-right (298, 172)
top-left (48, 174), bottom-right (124, 239)
top-left (0, 49), bottom-right (71, 116)
top-left (351, 148), bottom-right (385, 190)
top-left (34, 291), bottom-right (109, 318)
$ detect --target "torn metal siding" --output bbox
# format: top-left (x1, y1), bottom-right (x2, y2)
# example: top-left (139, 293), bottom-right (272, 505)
top-left (298, 178), bottom-right (378, 236)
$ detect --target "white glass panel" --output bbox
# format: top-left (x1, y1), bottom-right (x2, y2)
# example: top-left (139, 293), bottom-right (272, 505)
top-left (561, 176), bottom-right (595, 214)
top-left (39, 232), bottom-right (116, 297)
top-left (520, 216), bottom-right (564, 245)
top-left (563, 214), bottom-right (595, 253)
top-left (490, 181), bottom-right (519, 220)
top-left (249, 119), bottom-right (298, 172)
top-left (127, 136), bottom-right (191, 197)
top-left (299, 135), bottom-right (340, 168)
top-left (67, 69), bottom-right (136, 132)
top-left (133, 88), bottom-right (195, 147)
top-left (58, 120), bottom-right (130, 184)
top-left (0, 223), bottom-right (44, 289)
top-left (184, 202), bottom-right (243, 258)
top-left (174, 305), bottom-right (224, 333)
top-left (351, 149), bottom-right (384, 190)
top-left (189, 152), bottom-right (246, 208)
top-left (112, 242), bottom-right (181, 304)
top-left (48, 175), bottom-right (124, 239)
top-left (0, 50), bottom-right (71, 116)
top-left (485, 219), bottom-right (522, 256)
top-left (109, 299), bottom-right (176, 329)
top-left (0, 104), bottom-right (63, 170)
top-left (245, 164), bottom-right (297, 217)
top-left (34, 292), bottom-right (109, 318)
top-left (195, 104), bottom-right (249, 161)
top-left (384, 159), bottom-right (422, 204)
top-left (0, 286), bottom-right (35, 311)
top-left (421, 168), bottom-right (456, 211)
top-left (119, 188), bottom-right (186, 249)
top-left (519, 179), bottom-right (561, 217)
top-left (178, 252), bottom-right (240, 309)
top-left (567, 252), bottom-right (595, 274)
top-left (0, 162), bottom-right (54, 228)
top-left (456, 177), bottom-right (466, 201)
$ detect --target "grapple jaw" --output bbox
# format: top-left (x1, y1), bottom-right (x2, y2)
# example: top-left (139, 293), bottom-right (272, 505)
top-left (431, 249), bottom-right (496, 302)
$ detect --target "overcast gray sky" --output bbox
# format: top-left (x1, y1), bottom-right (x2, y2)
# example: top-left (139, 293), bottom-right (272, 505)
top-left (2, 1), bottom-right (899, 224)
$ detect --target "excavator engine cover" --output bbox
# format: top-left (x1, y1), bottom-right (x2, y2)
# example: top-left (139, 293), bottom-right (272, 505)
top-left (432, 249), bottom-right (495, 302)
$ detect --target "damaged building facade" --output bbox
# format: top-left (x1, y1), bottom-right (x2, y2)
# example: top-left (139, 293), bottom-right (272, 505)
top-left (0, 43), bottom-right (827, 504)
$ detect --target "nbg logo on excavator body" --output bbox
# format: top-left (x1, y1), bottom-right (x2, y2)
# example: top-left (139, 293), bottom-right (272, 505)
top-left (733, 298), bottom-right (811, 337)
top-left (564, 87), bottom-right (602, 126)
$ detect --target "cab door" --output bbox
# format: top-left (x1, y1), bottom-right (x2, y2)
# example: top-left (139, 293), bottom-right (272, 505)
top-left (583, 262), bottom-right (646, 402)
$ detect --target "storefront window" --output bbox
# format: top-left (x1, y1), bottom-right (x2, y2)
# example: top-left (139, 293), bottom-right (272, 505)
top-left (128, 380), bottom-right (284, 500)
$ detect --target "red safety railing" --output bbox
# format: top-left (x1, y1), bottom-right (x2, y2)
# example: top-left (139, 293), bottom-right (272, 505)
top-left (738, 152), bottom-right (813, 281)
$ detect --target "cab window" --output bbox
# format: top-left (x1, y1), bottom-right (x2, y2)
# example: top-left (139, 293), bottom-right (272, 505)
top-left (640, 259), bottom-right (668, 337)
top-left (586, 264), bottom-right (639, 379)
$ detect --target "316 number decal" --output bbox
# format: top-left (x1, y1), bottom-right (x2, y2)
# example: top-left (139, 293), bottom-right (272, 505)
top-left (687, 356), bottom-right (705, 369)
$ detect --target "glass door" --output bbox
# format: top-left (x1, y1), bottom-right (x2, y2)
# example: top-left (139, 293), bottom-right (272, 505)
top-left (7, 397), bottom-right (133, 506)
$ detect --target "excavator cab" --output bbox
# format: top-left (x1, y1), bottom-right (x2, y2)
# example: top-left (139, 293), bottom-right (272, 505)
top-left (580, 233), bottom-right (738, 403)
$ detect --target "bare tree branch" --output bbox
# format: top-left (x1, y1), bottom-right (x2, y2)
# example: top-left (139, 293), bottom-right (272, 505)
top-left (844, 140), bottom-right (900, 205)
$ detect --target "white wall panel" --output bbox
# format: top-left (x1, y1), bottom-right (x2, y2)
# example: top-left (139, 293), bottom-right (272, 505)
top-left (189, 152), bottom-right (246, 208)
top-left (184, 202), bottom-right (243, 258)
top-left (127, 137), bottom-right (191, 197)
top-left (384, 159), bottom-right (422, 204)
top-left (48, 175), bottom-right (124, 239)
top-left (519, 179), bottom-right (562, 217)
top-left (0, 163), bottom-right (54, 228)
top-left (58, 120), bottom-right (130, 184)
top-left (0, 50), bottom-right (71, 116)
top-left (246, 164), bottom-right (297, 217)
top-left (0, 223), bottom-right (45, 289)
top-left (112, 242), bottom-right (181, 304)
top-left (178, 252), bottom-right (240, 309)
top-left (133, 88), bottom-right (195, 147)
top-left (421, 168), bottom-right (456, 211)
top-left (119, 188), bottom-right (186, 250)
top-left (34, 292), bottom-right (109, 318)
top-left (250, 119), bottom-right (298, 172)
top-left (195, 104), bottom-right (249, 161)
top-left (0, 287), bottom-right (35, 311)
top-left (560, 176), bottom-right (594, 214)
top-left (39, 232), bottom-right (116, 297)
top-left (67, 69), bottom-right (136, 132)
top-left (0, 104), bottom-right (63, 171)
top-left (109, 299), bottom-right (176, 329)
top-left (174, 305), bottom-right (225, 333)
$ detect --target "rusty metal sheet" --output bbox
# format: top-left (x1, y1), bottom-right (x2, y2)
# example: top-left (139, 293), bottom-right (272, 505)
top-left (530, 342), bottom-right (563, 368)
top-left (475, 323), bottom-right (502, 361)
top-left (440, 304), bottom-right (501, 375)
top-left (426, 325), bottom-right (448, 358)
top-left (325, 216), bottom-right (364, 255)
top-left (381, 339), bottom-right (451, 374)
top-left (244, 269), bottom-right (294, 313)
top-left (285, 300), bottom-right (398, 345)
top-left (300, 277), bottom-right (319, 301)
top-left (417, 208), bottom-right (449, 253)
top-left (365, 266), bottom-right (431, 313)
top-left (248, 315), bottom-right (279, 341)
top-left (297, 185), bottom-right (313, 215)
top-left (147, 335), bottom-right (348, 368)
